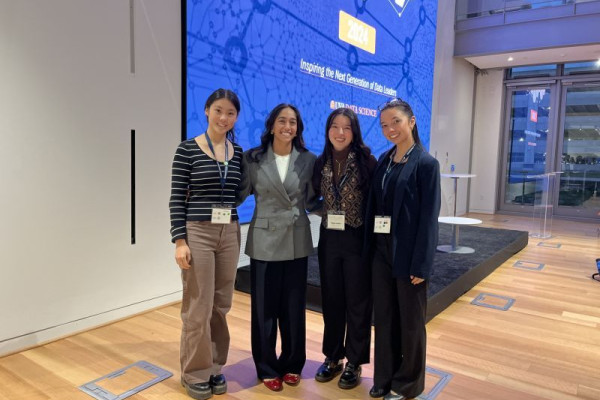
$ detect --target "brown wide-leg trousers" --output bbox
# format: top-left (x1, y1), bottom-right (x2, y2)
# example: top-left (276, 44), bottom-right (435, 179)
top-left (180, 220), bottom-right (240, 384)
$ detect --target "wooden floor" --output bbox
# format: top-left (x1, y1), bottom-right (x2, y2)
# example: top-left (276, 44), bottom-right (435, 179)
top-left (1, 214), bottom-right (599, 400)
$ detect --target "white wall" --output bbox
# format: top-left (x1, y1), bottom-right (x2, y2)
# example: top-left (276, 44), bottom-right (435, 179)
top-left (0, 0), bottom-right (181, 356)
top-left (430, 0), bottom-right (476, 217)
top-left (469, 69), bottom-right (505, 213)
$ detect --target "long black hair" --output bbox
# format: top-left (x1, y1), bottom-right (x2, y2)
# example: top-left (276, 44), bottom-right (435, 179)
top-left (204, 88), bottom-right (241, 142)
top-left (319, 107), bottom-right (374, 190)
top-left (378, 98), bottom-right (422, 147)
top-left (248, 103), bottom-right (308, 162)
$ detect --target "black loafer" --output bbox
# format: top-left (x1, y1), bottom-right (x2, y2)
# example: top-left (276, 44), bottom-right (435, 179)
top-left (209, 374), bottom-right (227, 395)
top-left (181, 378), bottom-right (213, 400)
top-left (369, 385), bottom-right (389, 398)
top-left (338, 363), bottom-right (361, 389)
top-left (315, 358), bottom-right (343, 382)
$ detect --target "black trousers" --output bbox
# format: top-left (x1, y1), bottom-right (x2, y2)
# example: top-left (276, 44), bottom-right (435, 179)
top-left (250, 257), bottom-right (307, 379)
top-left (318, 225), bottom-right (371, 365)
top-left (372, 234), bottom-right (427, 398)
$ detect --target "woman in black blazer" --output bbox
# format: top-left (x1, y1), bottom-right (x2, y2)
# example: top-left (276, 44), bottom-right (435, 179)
top-left (366, 99), bottom-right (441, 400)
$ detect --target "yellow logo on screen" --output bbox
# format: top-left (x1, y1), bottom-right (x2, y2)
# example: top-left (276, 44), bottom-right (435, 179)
top-left (338, 10), bottom-right (376, 54)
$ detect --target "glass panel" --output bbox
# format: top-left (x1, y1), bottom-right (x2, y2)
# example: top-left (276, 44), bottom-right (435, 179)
top-left (507, 0), bottom-right (568, 11)
top-left (559, 86), bottom-right (600, 209)
top-left (564, 61), bottom-right (600, 75)
top-left (456, 0), bottom-right (577, 20)
top-left (504, 88), bottom-right (551, 205)
top-left (456, 0), bottom-right (505, 20)
top-left (508, 64), bottom-right (558, 79)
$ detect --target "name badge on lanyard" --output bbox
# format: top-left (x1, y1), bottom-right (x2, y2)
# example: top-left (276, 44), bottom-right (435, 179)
top-left (327, 211), bottom-right (345, 231)
top-left (327, 166), bottom-right (349, 231)
top-left (374, 215), bottom-right (391, 234)
top-left (211, 204), bottom-right (232, 224)
top-left (205, 132), bottom-right (230, 207)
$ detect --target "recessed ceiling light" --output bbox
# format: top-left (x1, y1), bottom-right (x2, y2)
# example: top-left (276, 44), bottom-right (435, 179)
top-left (508, 57), bottom-right (514, 62)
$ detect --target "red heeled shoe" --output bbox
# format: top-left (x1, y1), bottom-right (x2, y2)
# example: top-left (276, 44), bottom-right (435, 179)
top-left (263, 377), bottom-right (283, 391)
top-left (282, 373), bottom-right (300, 386)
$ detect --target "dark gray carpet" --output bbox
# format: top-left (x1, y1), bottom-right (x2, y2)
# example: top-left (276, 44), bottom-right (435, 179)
top-left (235, 224), bottom-right (528, 321)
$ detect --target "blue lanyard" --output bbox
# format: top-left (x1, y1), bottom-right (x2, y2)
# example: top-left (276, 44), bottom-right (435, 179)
top-left (332, 160), bottom-right (350, 203)
top-left (382, 143), bottom-right (415, 193)
top-left (205, 132), bottom-right (229, 203)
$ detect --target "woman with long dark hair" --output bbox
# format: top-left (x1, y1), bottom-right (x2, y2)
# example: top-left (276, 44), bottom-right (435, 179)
top-left (169, 88), bottom-right (244, 400)
top-left (311, 108), bottom-right (377, 389)
top-left (238, 103), bottom-right (318, 392)
top-left (366, 99), bottom-right (440, 400)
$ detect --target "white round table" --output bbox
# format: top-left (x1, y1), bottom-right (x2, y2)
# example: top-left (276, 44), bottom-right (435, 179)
top-left (441, 173), bottom-right (476, 217)
top-left (437, 216), bottom-right (482, 254)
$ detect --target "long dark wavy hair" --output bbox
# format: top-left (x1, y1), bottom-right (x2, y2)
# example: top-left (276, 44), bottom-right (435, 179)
top-left (248, 103), bottom-right (308, 162)
top-left (204, 88), bottom-right (241, 142)
top-left (319, 107), bottom-right (374, 191)
top-left (379, 98), bottom-right (422, 148)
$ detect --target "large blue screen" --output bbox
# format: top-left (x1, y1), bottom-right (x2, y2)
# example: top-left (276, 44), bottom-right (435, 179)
top-left (185, 0), bottom-right (438, 221)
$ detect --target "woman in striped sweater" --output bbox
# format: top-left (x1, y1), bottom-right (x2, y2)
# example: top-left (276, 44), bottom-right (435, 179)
top-left (169, 88), bottom-right (244, 400)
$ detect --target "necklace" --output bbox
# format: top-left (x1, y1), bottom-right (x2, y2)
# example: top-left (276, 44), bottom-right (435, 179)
top-left (382, 144), bottom-right (416, 191)
top-left (334, 159), bottom-right (344, 177)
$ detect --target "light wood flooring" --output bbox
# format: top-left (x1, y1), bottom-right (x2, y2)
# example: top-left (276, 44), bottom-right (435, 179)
top-left (1, 214), bottom-right (599, 400)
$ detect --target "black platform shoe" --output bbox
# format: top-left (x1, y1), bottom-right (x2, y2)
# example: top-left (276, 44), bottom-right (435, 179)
top-left (314, 358), bottom-right (343, 383)
top-left (369, 385), bottom-right (389, 398)
top-left (181, 378), bottom-right (213, 400)
top-left (209, 374), bottom-right (227, 395)
top-left (338, 363), bottom-right (361, 389)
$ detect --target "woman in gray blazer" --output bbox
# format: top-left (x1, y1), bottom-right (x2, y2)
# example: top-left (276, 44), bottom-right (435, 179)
top-left (239, 103), bottom-right (318, 392)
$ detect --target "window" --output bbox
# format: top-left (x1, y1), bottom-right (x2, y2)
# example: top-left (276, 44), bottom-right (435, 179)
top-left (564, 61), bottom-right (600, 75)
top-left (507, 64), bottom-right (558, 79)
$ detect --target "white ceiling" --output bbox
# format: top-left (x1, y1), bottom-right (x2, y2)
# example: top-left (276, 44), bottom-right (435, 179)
top-left (464, 43), bottom-right (600, 70)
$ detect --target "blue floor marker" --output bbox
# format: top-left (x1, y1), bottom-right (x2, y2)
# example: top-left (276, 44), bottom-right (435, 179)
top-left (418, 366), bottom-right (453, 400)
top-left (471, 293), bottom-right (515, 311)
top-left (79, 361), bottom-right (172, 400)
top-left (513, 260), bottom-right (545, 271)
top-left (537, 242), bottom-right (561, 248)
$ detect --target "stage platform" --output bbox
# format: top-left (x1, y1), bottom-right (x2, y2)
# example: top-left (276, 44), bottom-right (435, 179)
top-left (234, 224), bottom-right (528, 322)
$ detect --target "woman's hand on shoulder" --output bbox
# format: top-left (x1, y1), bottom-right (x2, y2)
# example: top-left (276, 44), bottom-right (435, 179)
top-left (410, 275), bottom-right (425, 285)
top-left (175, 239), bottom-right (192, 270)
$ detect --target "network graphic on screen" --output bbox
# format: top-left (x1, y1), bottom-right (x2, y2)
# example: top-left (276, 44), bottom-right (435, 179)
top-left (185, 0), bottom-right (438, 221)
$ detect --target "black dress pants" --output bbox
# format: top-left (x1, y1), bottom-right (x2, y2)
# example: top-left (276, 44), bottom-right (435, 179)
top-left (318, 225), bottom-right (371, 365)
top-left (250, 257), bottom-right (307, 379)
top-left (372, 234), bottom-right (427, 398)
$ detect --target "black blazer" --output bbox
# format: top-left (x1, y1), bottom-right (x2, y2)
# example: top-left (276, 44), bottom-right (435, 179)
top-left (365, 145), bottom-right (441, 280)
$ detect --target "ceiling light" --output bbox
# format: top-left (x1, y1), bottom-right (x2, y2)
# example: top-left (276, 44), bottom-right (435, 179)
top-left (508, 57), bottom-right (514, 62)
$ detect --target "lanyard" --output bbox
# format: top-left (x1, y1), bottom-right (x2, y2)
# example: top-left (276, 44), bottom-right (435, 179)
top-left (382, 143), bottom-right (415, 193)
top-left (332, 171), bottom-right (349, 203)
top-left (331, 158), bottom-right (350, 203)
top-left (205, 132), bottom-right (229, 203)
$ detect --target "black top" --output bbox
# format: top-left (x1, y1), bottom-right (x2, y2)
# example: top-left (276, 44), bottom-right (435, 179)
top-left (169, 138), bottom-right (243, 242)
top-left (373, 153), bottom-right (405, 217)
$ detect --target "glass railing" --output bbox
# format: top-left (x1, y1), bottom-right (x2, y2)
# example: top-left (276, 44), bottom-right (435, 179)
top-left (456, 0), bottom-right (595, 21)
